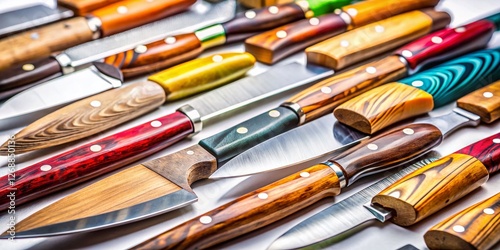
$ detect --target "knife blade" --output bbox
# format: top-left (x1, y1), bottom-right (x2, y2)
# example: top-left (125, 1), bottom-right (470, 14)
top-left (0, 0), bottom-right (196, 70)
top-left (0, 0), bottom-right (236, 100)
top-left (268, 79), bottom-right (500, 249)
top-left (0, 52), bottom-right (256, 153)
top-left (212, 16), bottom-right (496, 178)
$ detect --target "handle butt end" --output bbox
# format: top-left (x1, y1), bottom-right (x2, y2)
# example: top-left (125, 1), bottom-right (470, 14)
top-left (372, 195), bottom-right (417, 227)
top-left (424, 230), bottom-right (476, 250)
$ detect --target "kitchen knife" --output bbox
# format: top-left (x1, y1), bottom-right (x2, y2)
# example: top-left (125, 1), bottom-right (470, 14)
top-left (0, 0), bottom-right (196, 70)
top-left (245, 0), bottom-right (441, 64)
top-left (57, 0), bottom-right (122, 15)
top-left (0, 0), bottom-right (236, 101)
top-left (212, 16), bottom-right (496, 178)
top-left (424, 192), bottom-right (500, 250)
top-left (0, 53), bottom-right (256, 154)
top-left (268, 79), bottom-right (500, 250)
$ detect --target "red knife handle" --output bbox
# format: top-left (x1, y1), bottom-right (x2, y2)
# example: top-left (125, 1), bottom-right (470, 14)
top-left (0, 111), bottom-right (193, 210)
top-left (396, 20), bottom-right (495, 71)
top-left (455, 132), bottom-right (500, 174)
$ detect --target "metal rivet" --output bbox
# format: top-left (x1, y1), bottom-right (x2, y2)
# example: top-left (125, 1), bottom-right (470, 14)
top-left (431, 36), bottom-right (443, 44)
top-left (321, 86), bottom-right (332, 94)
top-left (40, 165), bottom-right (52, 171)
top-left (199, 216), bottom-right (212, 224)
top-left (165, 36), bottom-right (176, 44)
top-left (276, 30), bottom-right (287, 38)
top-left (269, 110), bottom-right (280, 118)
top-left (403, 128), bottom-right (414, 135)
top-left (245, 10), bottom-right (256, 19)
top-left (150, 120), bottom-right (162, 127)
top-left (309, 18), bottom-right (320, 26)
top-left (31, 32), bottom-right (39, 40)
top-left (484, 208), bottom-right (494, 214)
top-left (366, 67), bottom-right (377, 74)
top-left (401, 50), bottom-right (413, 58)
top-left (412, 80), bottom-right (424, 87)
top-left (186, 150), bottom-right (194, 155)
top-left (237, 127), bottom-right (248, 134)
top-left (258, 193), bottom-right (268, 199)
top-left (375, 25), bottom-right (385, 33)
top-left (300, 172), bottom-right (310, 178)
top-left (455, 27), bottom-right (466, 33)
top-left (347, 8), bottom-right (357, 16)
top-left (493, 138), bottom-right (500, 144)
top-left (117, 6), bottom-right (128, 14)
top-left (367, 143), bottom-right (378, 150)
top-left (212, 55), bottom-right (223, 62)
top-left (22, 64), bottom-right (35, 71)
top-left (453, 225), bottom-right (465, 233)
top-left (90, 145), bottom-right (102, 152)
top-left (389, 191), bottom-right (400, 198)
top-left (90, 100), bottom-right (101, 108)
top-left (340, 40), bottom-right (349, 47)
top-left (268, 6), bottom-right (279, 14)
top-left (483, 92), bottom-right (494, 98)
top-left (334, 9), bottom-right (342, 14)
top-left (134, 45), bottom-right (147, 54)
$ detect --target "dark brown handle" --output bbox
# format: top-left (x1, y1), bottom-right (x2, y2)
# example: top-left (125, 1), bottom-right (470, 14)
top-left (458, 79), bottom-right (500, 124)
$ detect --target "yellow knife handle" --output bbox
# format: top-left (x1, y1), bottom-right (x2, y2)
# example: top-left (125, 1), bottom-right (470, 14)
top-left (458, 79), bottom-right (500, 123)
top-left (424, 192), bottom-right (500, 250)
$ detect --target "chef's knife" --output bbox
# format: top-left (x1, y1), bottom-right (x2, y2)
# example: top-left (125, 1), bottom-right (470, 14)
top-left (268, 79), bottom-right (500, 250)
top-left (0, 53), bottom-right (255, 153)
top-left (424, 192), bottom-right (500, 250)
top-left (0, 0), bottom-right (236, 101)
top-left (212, 16), bottom-right (496, 178)
top-left (245, 0), bottom-right (440, 64)
top-left (57, 0), bottom-right (121, 15)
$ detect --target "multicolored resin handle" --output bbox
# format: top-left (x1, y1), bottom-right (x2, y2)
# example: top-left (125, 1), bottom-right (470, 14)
top-left (424, 192), bottom-right (500, 250)
top-left (334, 48), bottom-right (500, 134)
top-left (458, 80), bottom-right (500, 123)
top-left (372, 132), bottom-right (500, 226)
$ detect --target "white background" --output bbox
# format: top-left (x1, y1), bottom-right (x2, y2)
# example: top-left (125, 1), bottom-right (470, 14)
top-left (1, 0), bottom-right (500, 249)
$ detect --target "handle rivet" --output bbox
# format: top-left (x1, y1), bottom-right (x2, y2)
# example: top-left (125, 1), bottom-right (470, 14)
top-left (375, 25), bottom-right (385, 33)
top-left (199, 216), bottom-right (212, 224)
top-left (493, 138), bottom-right (500, 144)
top-left (411, 80), bottom-right (423, 87)
top-left (300, 172), bottom-right (310, 178)
top-left (186, 150), bottom-right (194, 155)
top-left (212, 55), bottom-right (223, 62)
top-left (134, 45), bottom-right (148, 54)
top-left (245, 10), bottom-right (256, 19)
top-left (22, 64), bottom-right (35, 71)
top-left (268, 6), bottom-right (279, 14)
top-left (268, 110), bottom-right (281, 117)
top-left (117, 6), bottom-right (128, 14)
top-left (40, 165), bottom-right (52, 171)
top-left (150, 120), bottom-right (162, 127)
top-left (431, 36), bottom-right (443, 44)
top-left (237, 127), bottom-right (248, 134)
top-left (276, 30), bottom-right (287, 39)
top-left (403, 128), bottom-right (414, 135)
top-left (453, 225), bottom-right (465, 233)
top-left (483, 92), bottom-right (494, 98)
top-left (340, 40), bottom-right (349, 47)
top-left (30, 32), bottom-right (39, 40)
top-left (484, 208), bottom-right (494, 214)
top-left (321, 86), bottom-right (332, 94)
top-left (309, 18), bottom-right (320, 26)
top-left (164, 36), bottom-right (176, 44)
top-left (389, 191), bottom-right (400, 198)
top-left (258, 193), bottom-right (268, 199)
top-left (367, 143), bottom-right (378, 150)
top-left (455, 27), bottom-right (466, 33)
top-left (401, 50), bottom-right (413, 58)
top-left (366, 67), bottom-right (377, 74)
top-left (90, 145), bottom-right (102, 152)
top-left (346, 8), bottom-right (357, 17)
top-left (90, 100), bottom-right (102, 108)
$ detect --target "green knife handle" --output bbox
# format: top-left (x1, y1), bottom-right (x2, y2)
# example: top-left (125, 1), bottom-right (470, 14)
top-left (199, 107), bottom-right (299, 163)
top-left (334, 48), bottom-right (500, 134)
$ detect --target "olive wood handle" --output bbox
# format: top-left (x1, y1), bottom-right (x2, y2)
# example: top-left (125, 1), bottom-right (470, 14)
top-left (458, 79), bottom-right (500, 124)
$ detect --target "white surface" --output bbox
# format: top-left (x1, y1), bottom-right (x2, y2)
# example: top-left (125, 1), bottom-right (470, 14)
top-left (1, 0), bottom-right (500, 249)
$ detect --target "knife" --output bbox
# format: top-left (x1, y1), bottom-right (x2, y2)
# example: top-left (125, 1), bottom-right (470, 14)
top-left (244, 0), bottom-right (441, 64)
top-left (57, 0), bottom-right (121, 15)
top-left (267, 79), bottom-right (500, 250)
top-left (211, 15), bottom-right (497, 178)
top-left (424, 192), bottom-right (500, 250)
top-left (0, 0), bottom-right (236, 101)
top-left (0, 52), bottom-right (255, 154)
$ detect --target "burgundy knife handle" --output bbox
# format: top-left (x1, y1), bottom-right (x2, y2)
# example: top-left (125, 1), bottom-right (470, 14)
top-left (455, 132), bottom-right (500, 174)
top-left (0, 111), bottom-right (193, 210)
top-left (396, 20), bottom-right (495, 71)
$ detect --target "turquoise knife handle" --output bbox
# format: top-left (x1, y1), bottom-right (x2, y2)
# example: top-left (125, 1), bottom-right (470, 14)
top-left (485, 11), bottom-right (500, 30)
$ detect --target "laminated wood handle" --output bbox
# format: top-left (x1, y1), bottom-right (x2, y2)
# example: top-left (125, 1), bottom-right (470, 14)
top-left (57, 0), bottom-right (121, 15)
top-left (458, 79), bottom-right (500, 123)
top-left (424, 192), bottom-right (500, 250)
top-left (132, 164), bottom-right (342, 250)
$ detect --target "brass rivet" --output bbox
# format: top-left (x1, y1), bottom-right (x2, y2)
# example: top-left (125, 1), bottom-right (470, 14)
top-left (453, 225), bottom-right (465, 233)
top-left (493, 138), bottom-right (500, 144)
top-left (212, 55), bottom-right (223, 62)
top-left (268, 110), bottom-right (280, 118)
top-left (245, 10), bottom-right (256, 19)
top-left (22, 64), bottom-right (35, 71)
top-left (237, 127), bottom-right (248, 134)
top-left (300, 172), bottom-right (310, 178)
top-left (484, 208), bottom-right (494, 214)
top-left (403, 128), bottom-right (414, 135)
top-left (186, 150), bottom-right (194, 155)
top-left (276, 30), bottom-right (287, 38)
top-left (117, 6), bottom-right (128, 14)
top-left (309, 18), bottom-right (320, 26)
top-left (367, 144), bottom-right (378, 150)
top-left (431, 36), bottom-right (443, 44)
top-left (389, 191), bottom-right (400, 198)
top-left (334, 9), bottom-right (342, 14)
top-left (165, 36), bottom-right (176, 44)
top-left (150, 120), bottom-right (162, 127)
top-left (455, 27), bottom-right (466, 33)
top-left (401, 50), bottom-right (413, 58)
top-left (412, 80), bottom-right (424, 87)
top-left (90, 100), bottom-right (101, 108)
top-left (340, 40), bottom-right (349, 47)
top-left (375, 25), bottom-right (385, 33)
top-left (347, 8), bottom-right (357, 16)
top-left (134, 45), bottom-right (148, 54)
top-left (258, 193), bottom-right (268, 199)
top-left (366, 67), bottom-right (377, 74)
top-left (268, 6), bottom-right (279, 14)
top-left (199, 216), bottom-right (212, 224)
top-left (90, 145), bottom-right (102, 152)
top-left (483, 92), bottom-right (494, 98)
top-left (321, 86), bottom-right (332, 94)
top-left (40, 165), bottom-right (52, 171)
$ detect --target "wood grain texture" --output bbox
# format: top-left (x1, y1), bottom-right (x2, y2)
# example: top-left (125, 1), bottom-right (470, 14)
top-left (334, 83), bottom-right (434, 134)
top-left (11, 164), bottom-right (181, 233)
top-left (132, 164), bottom-right (341, 250)
top-left (238, 0), bottom-right (292, 9)
top-left (0, 81), bottom-right (166, 154)
top-left (289, 55), bottom-right (408, 123)
top-left (0, 111), bottom-right (193, 210)
top-left (372, 153), bottom-right (490, 226)
top-left (0, 17), bottom-right (94, 70)
top-left (57, 0), bottom-right (121, 15)
top-left (330, 123), bottom-right (443, 185)
top-left (90, 0), bottom-right (195, 36)
top-left (455, 132), bottom-right (500, 174)
top-left (424, 192), bottom-right (500, 250)
top-left (458, 80), bottom-right (500, 123)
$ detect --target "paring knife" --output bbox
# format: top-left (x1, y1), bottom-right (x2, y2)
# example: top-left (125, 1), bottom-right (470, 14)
top-left (245, 0), bottom-right (441, 64)
top-left (268, 79), bottom-right (500, 250)
top-left (0, 53), bottom-right (256, 154)
top-left (424, 192), bottom-right (500, 250)
top-left (212, 14), bottom-right (496, 178)
top-left (0, 0), bottom-right (236, 101)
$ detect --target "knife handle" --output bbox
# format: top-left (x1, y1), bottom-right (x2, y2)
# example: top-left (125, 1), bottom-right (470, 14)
top-left (371, 132), bottom-right (500, 226)
top-left (329, 123), bottom-right (443, 186)
top-left (424, 192), bottom-right (500, 250)
top-left (199, 106), bottom-right (299, 162)
top-left (90, 0), bottom-right (195, 36)
top-left (58, 0), bottom-right (122, 15)
top-left (334, 48), bottom-right (500, 134)
top-left (133, 164), bottom-right (342, 250)
top-left (0, 111), bottom-right (193, 210)
top-left (458, 80), bottom-right (500, 123)
top-left (306, 10), bottom-right (450, 69)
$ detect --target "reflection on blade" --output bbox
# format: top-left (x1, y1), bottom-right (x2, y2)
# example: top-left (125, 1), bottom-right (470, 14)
top-left (11, 189), bottom-right (197, 238)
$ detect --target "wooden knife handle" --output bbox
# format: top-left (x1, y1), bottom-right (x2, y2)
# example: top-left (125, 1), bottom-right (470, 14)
top-left (329, 123), bottom-right (443, 186)
top-left (455, 133), bottom-right (500, 174)
top-left (133, 164), bottom-right (341, 250)
top-left (424, 192), bottom-right (500, 250)
top-left (58, 0), bottom-right (121, 15)
top-left (104, 33), bottom-right (203, 78)
top-left (90, 0), bottom-right (195, 36)
top-left (458, 80), bottom-right (500, 123)
top-left (306, 10), bottom-right (450, 69)
top-left (0, 17), bottom-right (94, 70)
top-left (334, 48), bottom-right (500, 134)
top-left (0, 111), bottom-right (193, 210)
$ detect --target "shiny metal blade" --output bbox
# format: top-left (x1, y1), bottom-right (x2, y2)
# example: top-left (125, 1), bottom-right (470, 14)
top-left (0, 65), bottom-right (122, 129)
top-left (191, 63), bottom-right (333, 121)
top-left (268, 154), bottom-right (441, 250)
top-left (9, 189), bottom-right (197, 238)
top-left (64, 0), bottom-right (236, 68)
top-left (211, 115), bottom-right (363, 178)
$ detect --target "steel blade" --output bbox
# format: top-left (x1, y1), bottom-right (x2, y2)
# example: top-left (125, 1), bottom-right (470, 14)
top-left (190, 63), bottom-right (333, 121)
top-left (63, 0), bottom-right (236, 68)
top-left (7, 189), bottom-right (197, 238)
top-left (268, 154), bottom-right (441, 250)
